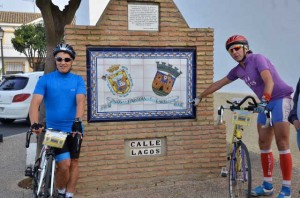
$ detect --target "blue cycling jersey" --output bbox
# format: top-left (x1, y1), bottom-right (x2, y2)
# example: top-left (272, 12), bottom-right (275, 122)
top-left (33, 70), bottom-right (86, 132)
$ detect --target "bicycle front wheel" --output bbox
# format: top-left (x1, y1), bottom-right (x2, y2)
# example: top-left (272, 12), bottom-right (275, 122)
top-left (228, 142), bottom-right (252, 198)
top-left (43, 155), bottom-right (54, 198)
top-left (32, 158), bottom-right (41, 198)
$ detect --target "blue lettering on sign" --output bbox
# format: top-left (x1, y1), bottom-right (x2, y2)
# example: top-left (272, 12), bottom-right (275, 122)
top-left (100, 96), bottom-right (184, 110)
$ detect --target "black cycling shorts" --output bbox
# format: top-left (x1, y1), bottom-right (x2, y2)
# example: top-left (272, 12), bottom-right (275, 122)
top-left (54, 133), bottom-right (82, 163)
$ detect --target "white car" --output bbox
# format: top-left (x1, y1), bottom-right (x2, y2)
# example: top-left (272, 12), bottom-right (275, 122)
top-left (0, 71), bottom-right (43, 124)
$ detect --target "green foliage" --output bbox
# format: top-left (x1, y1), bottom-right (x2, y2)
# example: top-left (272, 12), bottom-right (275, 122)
top-left (11, 23), bottom-right (46, 71)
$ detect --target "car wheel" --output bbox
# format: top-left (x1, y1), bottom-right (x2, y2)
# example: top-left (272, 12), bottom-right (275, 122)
top-left (0, 118), bottom-right (15, 124)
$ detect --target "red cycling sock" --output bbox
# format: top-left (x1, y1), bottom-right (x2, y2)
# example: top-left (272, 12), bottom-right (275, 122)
top-left (260, 151), bottom-right (274, 182)
top-left (279, 150), bottom-right (292, 185)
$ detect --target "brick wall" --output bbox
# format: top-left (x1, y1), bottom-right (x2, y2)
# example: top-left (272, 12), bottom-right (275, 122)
top-left (64, 0), bottom-right (226, 195)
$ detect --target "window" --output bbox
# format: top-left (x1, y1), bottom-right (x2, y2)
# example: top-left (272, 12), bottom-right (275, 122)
top-left (0, 76), bottom-right (28, 90)
top-left (5, 62), bottom-right (25, 74)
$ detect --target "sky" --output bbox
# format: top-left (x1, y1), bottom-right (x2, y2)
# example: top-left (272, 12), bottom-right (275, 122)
top-left (0, 0), bottom-right (67, 13)
top-left (1, 0), bottom-right (300, 94)
top-left (174, 0), bottom-right (300, 94)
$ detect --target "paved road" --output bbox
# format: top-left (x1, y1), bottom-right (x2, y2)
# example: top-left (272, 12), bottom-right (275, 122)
top-left (0, 119), bottom-right (29, 137)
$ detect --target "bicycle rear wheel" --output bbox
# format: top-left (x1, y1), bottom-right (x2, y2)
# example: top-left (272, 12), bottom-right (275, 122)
top-left (228, 142), bottom-right (252, 198)
top-left (43, 155), bottom-right (54, 198)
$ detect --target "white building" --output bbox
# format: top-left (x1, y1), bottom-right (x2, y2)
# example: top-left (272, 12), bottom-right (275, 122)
top-left (0, 11), bottom-right (42, 76)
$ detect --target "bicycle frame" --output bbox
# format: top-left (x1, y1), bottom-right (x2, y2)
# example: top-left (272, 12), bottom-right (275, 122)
top-left (228, 124), bottom-right (243, 160)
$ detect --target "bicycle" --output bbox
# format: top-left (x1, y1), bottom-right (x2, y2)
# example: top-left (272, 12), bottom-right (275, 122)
top-left (25, 128), bottom-right (68, 198)
top-left (218, 95), bottom-right (272, 198)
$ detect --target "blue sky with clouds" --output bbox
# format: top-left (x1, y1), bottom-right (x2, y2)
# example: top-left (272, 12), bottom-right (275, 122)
top-left (2, 0), bottom-right (300, 94)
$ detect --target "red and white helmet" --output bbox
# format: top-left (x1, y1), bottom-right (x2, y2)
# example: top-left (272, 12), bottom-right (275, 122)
top-left (225, 35), bottom-right (249, 50)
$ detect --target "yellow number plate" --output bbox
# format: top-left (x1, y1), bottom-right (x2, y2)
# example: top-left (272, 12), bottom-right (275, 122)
top-left (43, 130), bottom-right (67, 148)
top-left (232, 111), bottom-right (252, 126)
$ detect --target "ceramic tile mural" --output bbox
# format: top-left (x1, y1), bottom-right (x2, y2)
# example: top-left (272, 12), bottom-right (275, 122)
top-left (87, 48), bottom-right (196, 121)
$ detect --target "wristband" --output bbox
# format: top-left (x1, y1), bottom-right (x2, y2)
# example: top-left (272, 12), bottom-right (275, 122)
top-left (262, 93), bottom-right (271, 102)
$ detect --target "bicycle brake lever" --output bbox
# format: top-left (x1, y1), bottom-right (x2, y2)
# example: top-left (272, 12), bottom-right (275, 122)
top-left (267, 111), bottom-right (273, 127)
top-left (25, 130), bottom-right (32, 148)
top-left (217, 106), bottom-right (224, 124)
top-left (217, 115), bottom-right (223, 125)
top-left (226, 100), bottom-right (232, 104)
top-left (262, 110), bottom-right (272, 128)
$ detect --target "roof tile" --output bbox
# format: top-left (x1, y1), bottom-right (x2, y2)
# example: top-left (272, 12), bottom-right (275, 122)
top-left (0, 11), bottom-right (42, 24)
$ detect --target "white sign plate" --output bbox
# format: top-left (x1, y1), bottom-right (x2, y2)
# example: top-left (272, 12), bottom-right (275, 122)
top-left (128, 4), bottom-right (159, 31)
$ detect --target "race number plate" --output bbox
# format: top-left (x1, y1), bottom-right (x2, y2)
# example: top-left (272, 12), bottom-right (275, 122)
top-left (43, 130), bottom-right (67, 148)
top-left (232, 111), bottom-right (252, 126)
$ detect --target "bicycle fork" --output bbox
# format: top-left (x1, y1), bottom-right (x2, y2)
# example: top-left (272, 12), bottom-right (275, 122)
top-left (37, 150), bottom-right (47, 195)
top-left (231, 144), bottom-right (238, 180)
top-left (50, 158), bottom-right (56, 197)
top-left (37, 151), bottom-right (56, 197)
top-left (232, 142), bottom-right (249, 182)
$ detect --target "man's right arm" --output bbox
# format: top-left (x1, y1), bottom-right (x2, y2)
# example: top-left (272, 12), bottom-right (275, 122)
top-left (29, 94), bottom-right (44, 133)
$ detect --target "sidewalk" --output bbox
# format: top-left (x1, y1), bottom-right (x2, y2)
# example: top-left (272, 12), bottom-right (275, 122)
top-left (1, 133), bottom-right (300, 198)
top-left (0, 133), bottom-right (31, 198)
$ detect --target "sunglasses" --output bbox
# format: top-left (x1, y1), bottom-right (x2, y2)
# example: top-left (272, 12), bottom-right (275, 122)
top-left (228, 45), bottom-right (244, 53)
top-left (55, 57), bottom-right (73, 62)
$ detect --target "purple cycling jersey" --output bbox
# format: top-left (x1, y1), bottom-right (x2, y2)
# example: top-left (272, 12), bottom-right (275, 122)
top-left (226, 53), bottom-right (293, 100)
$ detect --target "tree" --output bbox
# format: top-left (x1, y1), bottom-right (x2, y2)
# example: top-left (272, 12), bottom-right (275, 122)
top-left (11, 23), bottom-right (46, 71)
top-left (36, 0), bottom-right (81, 73)
top-left (33, 0), bottom-right (82, 159)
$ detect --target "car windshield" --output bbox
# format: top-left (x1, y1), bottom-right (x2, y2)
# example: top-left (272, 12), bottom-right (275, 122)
top-left (0, 76), bottom-right (29, 90)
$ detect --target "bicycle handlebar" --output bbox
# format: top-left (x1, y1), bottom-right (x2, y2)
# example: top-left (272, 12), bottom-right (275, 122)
top-left (25, 128), bottom-right (78, 148)
top-left (217, 95), bottom-right (272, 128)
top-left (25, 130), bottom-right (33, 148)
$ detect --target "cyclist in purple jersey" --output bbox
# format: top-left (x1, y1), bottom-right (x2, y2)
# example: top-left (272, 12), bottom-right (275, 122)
top-left (194, 35), bottom-right (293, 198)
top-left (227, 54), bottom-right (293, 100)
top-left (29, 43), bottom-right (86, 198)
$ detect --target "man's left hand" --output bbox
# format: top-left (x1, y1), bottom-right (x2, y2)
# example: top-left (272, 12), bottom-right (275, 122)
top-left (254, 99), bottom-right (268, 114)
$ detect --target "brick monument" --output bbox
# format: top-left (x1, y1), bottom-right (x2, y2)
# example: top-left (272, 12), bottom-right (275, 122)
top-left (64, 0), bottom-right (226, 195)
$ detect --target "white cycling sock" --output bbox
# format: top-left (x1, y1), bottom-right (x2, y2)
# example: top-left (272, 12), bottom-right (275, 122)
top-left (65, 192), bottom-right (74, 198)
top-left (57, 188), bottom-right (66, 194)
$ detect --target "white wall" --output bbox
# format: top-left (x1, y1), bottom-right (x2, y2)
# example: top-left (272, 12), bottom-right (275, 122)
top-left (76, 0), bottom-right (110, 25)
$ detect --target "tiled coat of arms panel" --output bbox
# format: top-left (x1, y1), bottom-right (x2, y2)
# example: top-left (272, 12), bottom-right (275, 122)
top-left (87, 47), bottom-right (196, 122)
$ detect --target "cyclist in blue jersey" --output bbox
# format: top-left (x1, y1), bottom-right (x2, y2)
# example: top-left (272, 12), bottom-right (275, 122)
top-left (289, 78), bottom-right (300, 149)
top-left (194, 35), bottom-right (293, 198)
top-left (29, 43), bottom-right (86, 198)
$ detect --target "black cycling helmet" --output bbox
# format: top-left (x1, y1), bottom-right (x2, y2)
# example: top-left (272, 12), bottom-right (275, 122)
top-left (225, 35), bottom-right (249, 51)
top-left (53, 43), bottom-right (76, 59)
